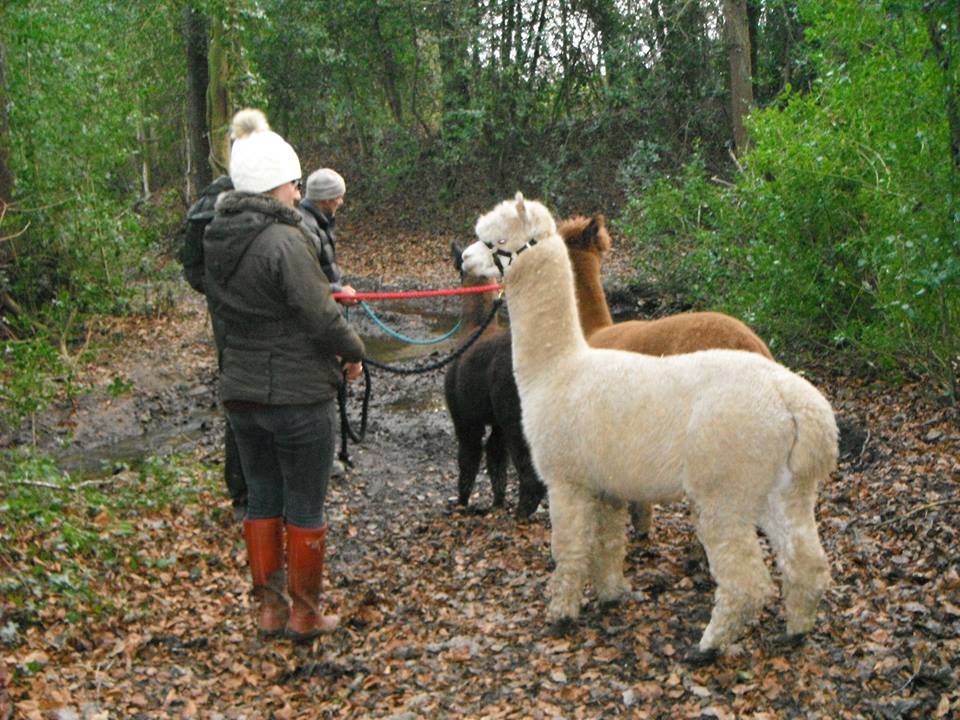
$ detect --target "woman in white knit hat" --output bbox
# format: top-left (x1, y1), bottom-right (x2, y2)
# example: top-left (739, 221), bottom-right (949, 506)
top-left (203, 109), bottom-right (364, 641)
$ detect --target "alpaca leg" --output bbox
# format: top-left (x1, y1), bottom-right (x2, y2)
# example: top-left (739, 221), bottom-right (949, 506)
top-left (546, 482), bottom-right (596, 622)
top-left (591, 496), bottom-right (631, 604)
top-left (511, 436), bottom-right (546, 519)
top-left (629, 501), bottom-right (654, 539)
top-left (456, 424), bottom-right (485, 506)
top-left (485, 425), bottom-right (508, 507)
top-left (760, 487), bottom-right (831, 637)
top-left (695, 515), bottom-right (776, 652)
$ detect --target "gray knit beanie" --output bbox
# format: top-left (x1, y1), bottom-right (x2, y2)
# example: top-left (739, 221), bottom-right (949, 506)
top-left (305, 168), bottom-right (346, 201)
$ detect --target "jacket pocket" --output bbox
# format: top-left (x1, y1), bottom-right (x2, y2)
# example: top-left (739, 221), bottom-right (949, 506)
top-left (221, 347), bottom-right (271, 403)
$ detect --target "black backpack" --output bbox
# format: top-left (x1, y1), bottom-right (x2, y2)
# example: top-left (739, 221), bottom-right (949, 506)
top-left (177, 175), bottom-right (234, 294)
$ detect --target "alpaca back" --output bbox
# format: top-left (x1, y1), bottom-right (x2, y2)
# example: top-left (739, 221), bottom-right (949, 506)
top-left (589, 312), bottom-right (774, 359)
top-left (519, 347), bottom-right (831, 505)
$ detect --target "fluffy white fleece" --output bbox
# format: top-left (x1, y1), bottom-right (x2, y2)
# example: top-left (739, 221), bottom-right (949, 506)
top-left (461, 193), bottom-right (838, 653)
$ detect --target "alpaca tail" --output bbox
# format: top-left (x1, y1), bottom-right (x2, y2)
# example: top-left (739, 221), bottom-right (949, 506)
top-left (779, 374), bottom-right (839, 486)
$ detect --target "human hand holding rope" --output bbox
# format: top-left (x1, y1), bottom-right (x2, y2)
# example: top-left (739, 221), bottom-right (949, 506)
top-left (342, 359), bottom-right (363, 382)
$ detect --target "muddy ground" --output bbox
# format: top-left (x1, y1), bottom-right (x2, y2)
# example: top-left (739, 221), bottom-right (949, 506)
top-left (3, 224), bottom-right (960, 719)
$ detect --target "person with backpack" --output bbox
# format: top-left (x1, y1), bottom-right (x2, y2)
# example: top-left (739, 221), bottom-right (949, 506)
top-left (179, 175), bottom-right (234, 294)
top-left (178, 174), bottom-right (248, 522)
top-left (203, 108), bottom-right (364, 640)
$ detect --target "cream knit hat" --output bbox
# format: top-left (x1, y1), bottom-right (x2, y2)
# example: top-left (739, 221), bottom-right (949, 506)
top-left (228, 109), bottom-right (302, 194)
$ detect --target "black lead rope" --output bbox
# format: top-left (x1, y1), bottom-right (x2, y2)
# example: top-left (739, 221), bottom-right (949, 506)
top-left (337, 362), bottom-right (371, 467)
top-left (335, 296), bottom-right (504, 466)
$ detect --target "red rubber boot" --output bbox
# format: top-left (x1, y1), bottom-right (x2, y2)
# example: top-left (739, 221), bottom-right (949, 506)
top-left (286, 523), bottom-right (339, 641)
top-left (242, 518), bottom-right (289, 636)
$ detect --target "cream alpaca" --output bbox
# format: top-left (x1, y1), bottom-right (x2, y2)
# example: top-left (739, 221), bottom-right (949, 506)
top-left (460, 193), bottom-right (838, 654)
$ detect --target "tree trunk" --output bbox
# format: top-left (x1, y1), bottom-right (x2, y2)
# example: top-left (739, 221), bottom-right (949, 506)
top-left (747, 0), bottom-right (760, 101)
top-left (580, 0), bottom-right (624, 93)
top-left (207, 16), bottom-right (231, 178)
top-left (371, 9), bottom-right (404, 126)
top-left (0, 38), bottom-right (14, 208)
top-left (723, 0), bottom-right (754, 154)
top-left (136, 108), bottom-right (152, 200)
top-left (526, 0), bottom-right (548, 94)
top-left (439, 1), bottom-right (471, 119)
top-left (925, 2), bottom-right (960, 170)
top-left (183, 4), bottom-right (211, 196)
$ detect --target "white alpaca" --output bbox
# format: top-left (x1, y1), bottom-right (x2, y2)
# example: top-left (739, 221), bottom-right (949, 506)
top-left (460, 193), bottom-right (837, 654)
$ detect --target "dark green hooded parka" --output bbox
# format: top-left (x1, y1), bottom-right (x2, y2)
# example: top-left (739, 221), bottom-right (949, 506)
top-left (203, 191), bottom-right (364, 405)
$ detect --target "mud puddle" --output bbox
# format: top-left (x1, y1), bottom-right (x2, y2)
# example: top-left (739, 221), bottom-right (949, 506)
top-left (37, 301), bottom-right (467, 483)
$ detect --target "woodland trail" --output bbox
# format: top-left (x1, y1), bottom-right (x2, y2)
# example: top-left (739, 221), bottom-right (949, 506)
top-left (2, 220), bottom-right (959, 719)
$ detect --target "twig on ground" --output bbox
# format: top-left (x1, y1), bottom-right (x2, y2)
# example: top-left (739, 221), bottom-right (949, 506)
top-left (5, 478), bottom-right (117, 491)
top-left (873, 496), bottom-right (960, 528)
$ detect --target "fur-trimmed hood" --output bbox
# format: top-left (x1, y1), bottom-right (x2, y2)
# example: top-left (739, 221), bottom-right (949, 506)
top-left (213, 190), bottom-right (302, 224)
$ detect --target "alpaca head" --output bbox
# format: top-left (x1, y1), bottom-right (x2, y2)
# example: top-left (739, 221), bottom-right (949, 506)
top-left (558, 214), bottom-right (611, 256)
top-left (450, 240), bottom-right (464, 276)
top-left (461, 192), bottom-right (557, 279)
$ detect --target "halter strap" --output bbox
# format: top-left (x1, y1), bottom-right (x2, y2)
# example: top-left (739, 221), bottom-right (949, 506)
top-left (483, 237), bottom-right (539, 275)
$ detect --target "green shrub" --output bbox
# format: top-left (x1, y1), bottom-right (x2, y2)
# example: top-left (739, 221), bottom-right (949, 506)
top-left (621, 0), bottom-right (959, 399)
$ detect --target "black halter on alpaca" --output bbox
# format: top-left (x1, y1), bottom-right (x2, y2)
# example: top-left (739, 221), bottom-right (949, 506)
top-left (483, 237), bottom-right (538, 276)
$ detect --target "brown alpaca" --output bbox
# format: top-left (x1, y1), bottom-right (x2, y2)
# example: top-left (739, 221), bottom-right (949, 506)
top-left (560, 214), bottom-right (773, 358)
top-left (558, 214), bottom-right (774, 535)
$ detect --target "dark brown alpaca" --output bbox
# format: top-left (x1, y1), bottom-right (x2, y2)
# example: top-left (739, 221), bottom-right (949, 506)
top-left (443, 243), bottom-right (545, 517)
top-left (445, 218), bottom-right (774, 529)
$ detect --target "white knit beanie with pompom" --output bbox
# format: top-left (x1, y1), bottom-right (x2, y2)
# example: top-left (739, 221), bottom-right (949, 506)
top-left (228, 108), bottom-right (302, 194)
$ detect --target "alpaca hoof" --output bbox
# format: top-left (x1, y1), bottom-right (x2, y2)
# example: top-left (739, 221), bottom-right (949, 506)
top-left (771, 632), bottom-right (808, 651)
top-left (547, 617), bottom-right (578, 637)
top-left (515, 504), bottom-right (538, 520)
top-left (684, 646), bottom-right (720, 667)
top-left (597, 579), bottom-right (631, 606)
top-left (598, 597), bottom-right (623, 613)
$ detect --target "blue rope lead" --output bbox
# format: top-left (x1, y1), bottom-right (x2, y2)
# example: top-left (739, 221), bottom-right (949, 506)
top-left (358, 300), bottom-right (463, 345)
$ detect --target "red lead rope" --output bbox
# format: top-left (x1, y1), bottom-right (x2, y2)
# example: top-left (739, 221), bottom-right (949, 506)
top-left (332, 283), bottom-right (502, 301)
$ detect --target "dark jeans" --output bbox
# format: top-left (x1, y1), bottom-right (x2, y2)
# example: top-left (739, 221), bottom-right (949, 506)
top-left (226, 400), bottom-right (337, 528)
top-left (223, 422), bottom-right (248, 509)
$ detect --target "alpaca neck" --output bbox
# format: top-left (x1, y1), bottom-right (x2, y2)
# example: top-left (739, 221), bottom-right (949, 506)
top-left (568, 248), bottom-right (613, 336)
top-left (505, 235), bottom-right (588, 378)
top-left (460, 277), bottom-right (498, 331)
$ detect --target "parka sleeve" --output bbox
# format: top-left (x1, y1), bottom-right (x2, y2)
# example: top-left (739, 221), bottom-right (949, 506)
top-left (278, 232), bottom-right (365, 363)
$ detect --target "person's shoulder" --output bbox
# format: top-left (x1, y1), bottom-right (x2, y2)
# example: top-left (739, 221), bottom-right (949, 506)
top-left (262, 219), bottom-right (312, 251)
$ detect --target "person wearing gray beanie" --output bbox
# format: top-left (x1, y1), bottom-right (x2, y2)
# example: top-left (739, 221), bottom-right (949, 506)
top-left (298, 167), bottom-right (357, 306)
top-left (203, 109), bottom-right (364, 643)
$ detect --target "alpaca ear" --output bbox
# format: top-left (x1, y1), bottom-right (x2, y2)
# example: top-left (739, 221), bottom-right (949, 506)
top-left (450, 240), bottom-right (464, 274)
top-left (515, 192), bottom-right (526, 217)
top-left (584, 218), bottom-right (599, 243)
top-left (594, 213), bottom-right (612, 252)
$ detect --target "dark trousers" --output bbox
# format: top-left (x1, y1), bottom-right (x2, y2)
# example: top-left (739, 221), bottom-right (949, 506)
top-left (224, 422), bottom-right (248, 508)
top-left (226, 400), bottom-right (337, 528)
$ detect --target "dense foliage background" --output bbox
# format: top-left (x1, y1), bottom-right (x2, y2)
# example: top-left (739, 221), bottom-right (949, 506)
top-left (1, 0), bottom-right (958, 427)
